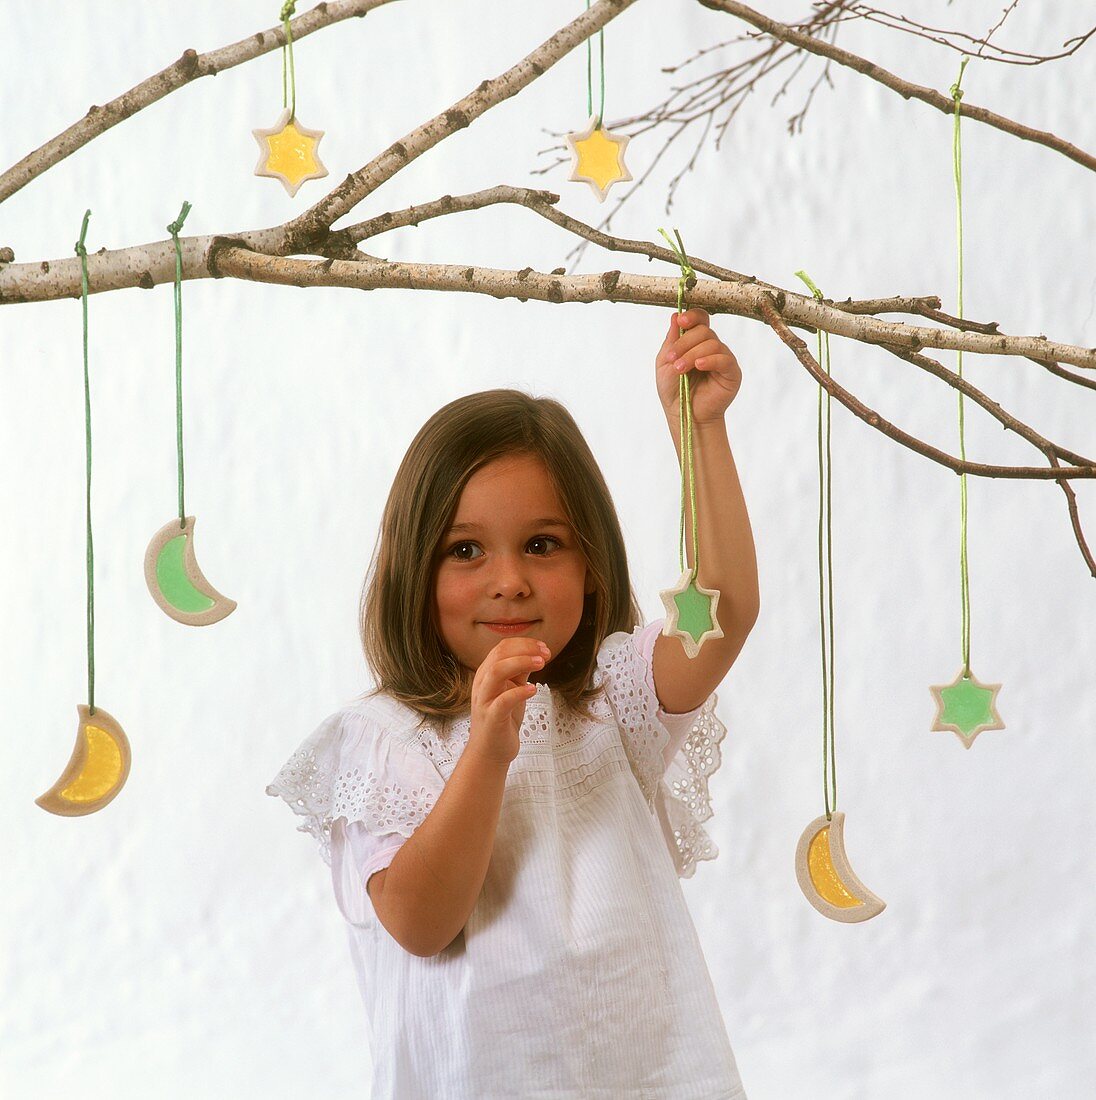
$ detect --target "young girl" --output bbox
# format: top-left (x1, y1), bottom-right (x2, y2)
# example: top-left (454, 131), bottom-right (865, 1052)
top-left (267, 309), bottom-right (759, 1098)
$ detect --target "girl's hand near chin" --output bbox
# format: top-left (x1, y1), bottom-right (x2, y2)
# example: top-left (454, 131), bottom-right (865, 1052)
top-left (655, 308), bottom-right (742, 427)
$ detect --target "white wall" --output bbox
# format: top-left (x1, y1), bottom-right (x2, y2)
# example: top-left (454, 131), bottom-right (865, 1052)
top-left (3, 2), bottom-right (1093, 1096)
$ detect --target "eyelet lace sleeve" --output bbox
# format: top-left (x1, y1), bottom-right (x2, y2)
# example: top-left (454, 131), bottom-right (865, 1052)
top-left (265, 700), bottom-right (445, 925)
top-left (596, 619), bottom-right (728, 879)
top-left (265, 701), bottom-right (445, 863)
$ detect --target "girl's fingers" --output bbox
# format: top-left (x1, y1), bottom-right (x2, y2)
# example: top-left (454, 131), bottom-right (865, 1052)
top-left (672, 308), bottom-right (709, 328)
top-left (495, 652), bottom-right (545, 687)
top-left (671, 344), bottom-right (733, 375)
top-left (662, 330), bottom-right (721, 365)
top-left (690, 352), bottom-right (736, 373)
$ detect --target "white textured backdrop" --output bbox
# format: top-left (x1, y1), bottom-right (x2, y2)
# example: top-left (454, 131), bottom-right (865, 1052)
top-left (3, 2), bottom-right (1094, 1097)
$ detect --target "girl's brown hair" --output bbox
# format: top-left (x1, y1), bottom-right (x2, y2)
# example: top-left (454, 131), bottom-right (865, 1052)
top-left (358, 388), bottom-right (644, 726)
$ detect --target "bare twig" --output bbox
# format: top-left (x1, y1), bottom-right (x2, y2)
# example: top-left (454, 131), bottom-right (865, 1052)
top-left (535, 0), bottom-right (1093, 237)
top-left (757, 292), bottom-right (1096, 585)
top-left (842, 3), bottom-right (1095, 66)
top-left (760, 286), bottom-right (1096, 571)
top-left (698, 0), bottom-right (1096, 172)
top-left (877, 342), bottom-right (1096, 573)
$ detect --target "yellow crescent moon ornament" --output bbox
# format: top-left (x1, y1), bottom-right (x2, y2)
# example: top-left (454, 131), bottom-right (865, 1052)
top-left (144, 515), bottom-right (237, 626)
top-left (36, 704), bottom-right (132, 816)
top-left (929, 667), bottom-right (1004, 748)
top-left (795, 811), bottom-right (886, 923)
top-left (253, 107), bottom-right (329, 197)
top-left (565, 113), bottom-right (632, 202)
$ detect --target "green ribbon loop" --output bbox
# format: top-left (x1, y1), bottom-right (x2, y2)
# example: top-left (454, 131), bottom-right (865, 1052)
top-left (280, 1), bottom-right (297, 120)
top-left (75, 210), bottom-right (96, 715)
top-left (583, 0), bottom-right (605, 127)
top-left (657, 226), bottom-right (701, 585)
top-left (167, 202), bottom-right (191, 529)
top-left (951, 56), bottom-right (971, 677)
top-left (795, 269), bottom-right (836, 821)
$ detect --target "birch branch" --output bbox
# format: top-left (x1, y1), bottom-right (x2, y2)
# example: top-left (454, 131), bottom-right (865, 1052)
top-left (758, 292), bottom-right (1096, 574)
top-left (279, 0), bottom-right (639, 251)
top-left (202, 246), bottom-right (1093, 373)
top-left (2, 0), bottom-right (1094, 570)
top-left (3, 200), bottom-right (1093, 373)
top-left (0, 0), bottom-right (396, 206)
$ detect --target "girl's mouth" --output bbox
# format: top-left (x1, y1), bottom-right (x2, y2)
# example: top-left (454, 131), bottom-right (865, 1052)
top-left (482, 620), bottom-right (538, 635)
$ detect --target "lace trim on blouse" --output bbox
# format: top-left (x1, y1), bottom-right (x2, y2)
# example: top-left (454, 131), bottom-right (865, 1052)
top-left (264, 699), bottom-right (442, 868)
top-left (267, 621), bottom-right (727, 879)
top-left (598, 625), bottom-right (728, 878)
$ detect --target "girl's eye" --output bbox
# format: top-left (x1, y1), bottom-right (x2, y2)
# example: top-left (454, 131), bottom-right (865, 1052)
top-left (447, 535), bottom-right (563, 561)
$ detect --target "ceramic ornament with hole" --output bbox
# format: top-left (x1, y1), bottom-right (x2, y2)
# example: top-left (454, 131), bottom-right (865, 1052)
top-left (145, 515), bottom-right (237, 626)
top-left (929, 667), bottom-right (1004, 748)
top-left (795, 811), bottom-right (886, 923)
top-left (565, 113), bottom-right (632, 202)
top-left (253, 107), bottom-right (328, 197)
top-left (40, 211), bottom-right (134, 817)
top-left (659, 568), bottom-right (724, 659)
top-left (36, 704), bottom-right (132, 817)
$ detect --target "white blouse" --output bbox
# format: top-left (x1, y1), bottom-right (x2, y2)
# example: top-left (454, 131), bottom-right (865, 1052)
top-left (267, 617), bottom-right (748, 1099)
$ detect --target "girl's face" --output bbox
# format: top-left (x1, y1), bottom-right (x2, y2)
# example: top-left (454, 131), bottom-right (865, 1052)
top-left (432, 452), bottom-right (595, 677)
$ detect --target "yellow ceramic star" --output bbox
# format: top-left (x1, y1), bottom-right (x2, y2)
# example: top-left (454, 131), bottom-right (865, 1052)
top-left (253, 107), bottom-right (328, 197)
top-left (565, 113), bottom-right (632, 202)
top-left (929, 667), bottom-right (1005, 749)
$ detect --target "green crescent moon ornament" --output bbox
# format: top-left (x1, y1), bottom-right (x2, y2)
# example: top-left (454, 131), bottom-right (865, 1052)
top-left (929, 667), bottom-right (1004, 748)
top-left (147, 203), bottom-right (236, 627)
top-left (144, 515), bottom-right (237, 626)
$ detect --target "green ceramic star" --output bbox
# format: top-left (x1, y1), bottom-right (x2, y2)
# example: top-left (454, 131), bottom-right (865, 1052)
top-left (929, 667), bottom-right (1005, 749)
top-left (659, 568), bottom-right (725, 658)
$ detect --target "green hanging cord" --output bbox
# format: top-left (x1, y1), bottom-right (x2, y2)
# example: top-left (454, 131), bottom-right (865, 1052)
top-left (584, 0), bottom-right (606, 127)
top-left (657, 227), bottom-right (700, 586)
top-left (951, 56), bottom-right (971, 678)
top-left (167, 201), bottom-right (192, 530)
top-left (75, 210), bottom-right (96, 716)
top-left (280, 1), bottom-right (297, 121)
top-left (795, 270), bottom-right (837, 821)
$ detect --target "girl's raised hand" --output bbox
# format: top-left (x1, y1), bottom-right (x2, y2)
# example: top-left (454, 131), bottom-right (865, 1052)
top-left (465, 637), bottom-right (550, 768)
top-left (655, 308), bottom-right (742, 427)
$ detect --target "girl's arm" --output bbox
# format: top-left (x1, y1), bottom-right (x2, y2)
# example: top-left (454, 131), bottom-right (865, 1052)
top-left (652, 310), bottom-right (761, 714)
top-left (368, 745), bottom-right (510, 958)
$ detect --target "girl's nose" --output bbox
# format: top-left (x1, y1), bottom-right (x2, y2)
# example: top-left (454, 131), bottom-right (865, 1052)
top-left (490, 556), bottom-right (531, 596)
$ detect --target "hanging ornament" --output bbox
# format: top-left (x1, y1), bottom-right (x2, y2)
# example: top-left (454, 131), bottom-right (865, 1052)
top-left (929, 668), bottom-right (1004, 747)
top-left (253, 2), bottom-right (328, 196)
top-left (657, 228), bottom-right (724, 659)
top-left (791, 269), bottom-right (885, 922)
top-left (795, 812), bottom-right (886, 923)
top-left (565, 2), bottom-right (631, 202)
top-left (36, 211), bottom-right (132, 817)
top-left (928, 56), bottom-right (1006, 748)
top-left (143, 203), bottom-right (237, 626)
